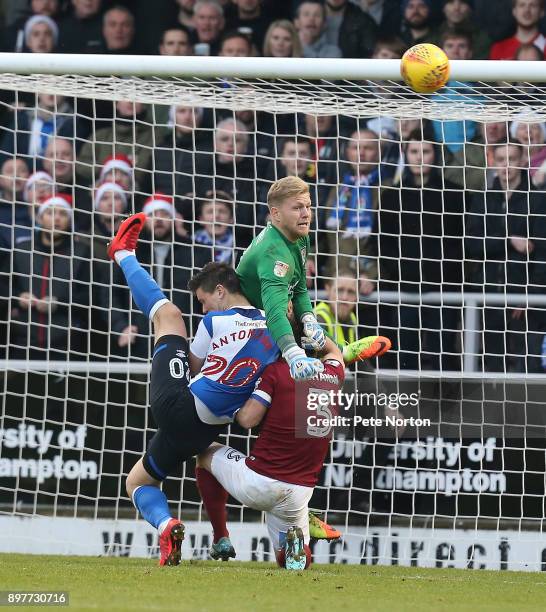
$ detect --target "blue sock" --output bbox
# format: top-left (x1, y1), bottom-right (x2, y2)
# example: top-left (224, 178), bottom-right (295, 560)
top-left (119, 255), bottom-right (168, 319)
top-left (133, 485), bottom-right (172, 529)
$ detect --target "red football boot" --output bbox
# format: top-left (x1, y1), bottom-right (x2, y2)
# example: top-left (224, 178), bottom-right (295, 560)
top-left (107, 212), bottom-right (147, 261)
top-left (159, 519), bottom-right (185, 567)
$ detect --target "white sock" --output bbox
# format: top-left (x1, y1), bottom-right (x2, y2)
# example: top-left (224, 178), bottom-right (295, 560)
top-left (114, 249), bottom-right (135, 265)
top-left (158, 517), bottom-right (172, 535)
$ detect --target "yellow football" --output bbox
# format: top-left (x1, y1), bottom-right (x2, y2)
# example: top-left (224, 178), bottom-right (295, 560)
top-left (400, 43), bottom-right (450, 94)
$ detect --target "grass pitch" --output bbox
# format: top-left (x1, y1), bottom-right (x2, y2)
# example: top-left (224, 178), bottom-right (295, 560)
top-left (1, 554), bottom-right (545, 612)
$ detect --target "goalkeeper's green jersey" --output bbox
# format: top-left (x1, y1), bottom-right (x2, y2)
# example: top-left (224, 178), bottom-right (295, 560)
top-left (236, 223), bottom-right (313, 352)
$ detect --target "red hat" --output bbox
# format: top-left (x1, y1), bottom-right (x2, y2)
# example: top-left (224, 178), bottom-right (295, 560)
top-left (94, 182), bottom-right (128, 210)
top-left (142, 193), bottom-right (175, 218)
top-left (37, 192), bottom-right (73, 220)
top-left (99, 154), bottom-right (133, 181)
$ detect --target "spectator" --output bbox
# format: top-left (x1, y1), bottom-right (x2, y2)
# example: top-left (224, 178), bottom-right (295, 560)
top-left (176, 0), bottom-right (196, 30)
top-left (9, 193), bottom-right (90, 360)
top-left (400, 0), bottom-right (433, 47)
top-left (490, 0), bottom-right (545, 60)
top-left (98, 154), bottom-right (133, 191)
top-left (511, 119), bottom-right (546, 186)
top-left (44, 136), bottom-right (93, 232)
top-left (224, 0), bottom-right (272, 51)
top-left (505, 43), bottom-right (546, 103)
top-left (24, 170), bottom-right (54, 204)
top-left (465, 143), bottom-right (537, 371)
top-left (77, 101), bottom-right (167, 193)
top-left (0, 157), bottom-right (31, 249)
top-left (193, 0), bottom-right (225, 55)
top-left (100, 5), bottom-right (136, 53)
top-left (357, 0), bottom-right (401, 38)
top-left (86, 182), bottom-right (128, 358)
top-left (323, 129), bottom-right (381, 288)
top-left (4, 0), bottom-right (60, 52)
top-left (380, 132), bottom-right (464, 370)
top-left (371, 36), bottom-right (407, 59)
top-left (23, 14), bottom-right (58, 53)
top-left (58, 0), bottom-right (104, 53)
top-left (433, 0), bottom-right (491, 59)
top-left (302, 112), bottom-right (340, 185)
top-left (0, 94), bottom-right (80, 167)
top-left (152, 105), bottom-right (210, 195)
top-left (42, 136), bottom-right (74, 188)
top-left (194, 191), bottom-right (235, 264)
top-left (224, 96), bottom-right (278, 175)
top-left (92, 181), bottom-right (128, 238)
top-left (183, 118), bottom-right (255, 237)
top-left (443, 120), bottom-right (508, 190)
top-left (23, 170), bottom-right (54, 222)
top-left (259, 137), bottom-right (319, 221)
top-left (315, 269), bottom-right (359, 345)
top-left (219, 29), bottom-right (253, 56)
top-left (431, 29), bottom-right (479, 155)
top-left (263, 19), bottom-right (302, 56)
top-left (324, 0), bottom-right (377, 58)
top-left (295, 0), bottom-right (342, 58)
top-left (159, 25), bottom-right (193, 55)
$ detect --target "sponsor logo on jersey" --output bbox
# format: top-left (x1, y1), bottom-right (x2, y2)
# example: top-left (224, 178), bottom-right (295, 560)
top-left (235, 319), bottom-right (267, 328)
top-left (273, 260), bottom-right (290, 278)
top-left (316, 372), bottom-right (340, 385)
top-left (288, 279), bottom-right (297, 298)
top-left (226, 450), bottom-right (243, 462)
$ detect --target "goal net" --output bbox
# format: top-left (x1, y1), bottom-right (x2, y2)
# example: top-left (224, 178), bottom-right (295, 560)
top-left (0, 55), bottom-right (545, 569)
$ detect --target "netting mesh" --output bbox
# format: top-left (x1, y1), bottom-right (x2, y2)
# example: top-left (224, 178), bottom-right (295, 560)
top-left (0, 72), bottom-right (546, 568)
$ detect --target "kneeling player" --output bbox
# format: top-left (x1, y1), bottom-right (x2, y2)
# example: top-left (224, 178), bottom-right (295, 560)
top-left (107, 214), bottom-right (279, 566)
top-left (196, 336), bottom-right (344, 570)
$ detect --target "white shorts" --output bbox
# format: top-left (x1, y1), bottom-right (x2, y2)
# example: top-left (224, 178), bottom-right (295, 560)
top-left (210, 445), bottom-right (313, 549)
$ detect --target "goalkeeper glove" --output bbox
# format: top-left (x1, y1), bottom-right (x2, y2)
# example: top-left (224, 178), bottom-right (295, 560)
top-left (301, 313), bottom-right (326, 351)
top-left (283, 345), bottom-right (324, 381)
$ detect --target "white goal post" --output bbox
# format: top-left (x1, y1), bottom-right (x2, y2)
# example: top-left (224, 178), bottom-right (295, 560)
top-left (1, 54), bottom-right (546, 570)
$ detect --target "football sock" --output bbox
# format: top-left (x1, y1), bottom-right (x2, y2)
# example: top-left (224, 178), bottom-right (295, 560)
top-left (196, 467), bottom-right (229, 543)
top-left (132, 485), bottom-right (172, 530)
top-left (118, 255), bottom-right (169, 320)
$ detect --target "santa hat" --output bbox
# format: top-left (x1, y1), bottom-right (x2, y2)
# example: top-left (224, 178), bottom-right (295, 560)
top-left (99, 154), bottom-right (133, 182)
top-left (142, 193), bottom-right (175, 218)
top-left (24, 171), bottom-right (54, 202)
top-left (37, 193), bottom-right (73, 220)
top-left (94, 182), bottom-right (128, 210)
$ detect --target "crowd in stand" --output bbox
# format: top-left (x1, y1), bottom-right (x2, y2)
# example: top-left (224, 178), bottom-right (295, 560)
top-left (1, 0), bottom-right (546, 373)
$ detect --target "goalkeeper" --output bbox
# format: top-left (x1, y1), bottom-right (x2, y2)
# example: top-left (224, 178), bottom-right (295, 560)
top-left (236, 176), bottom-right (390, 375)
top-left (236, 176), bottom-right (326, 380)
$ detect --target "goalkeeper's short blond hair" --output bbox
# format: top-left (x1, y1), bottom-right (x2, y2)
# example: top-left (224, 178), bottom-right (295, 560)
top-left (267, 176), bottom-right (310, 210)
